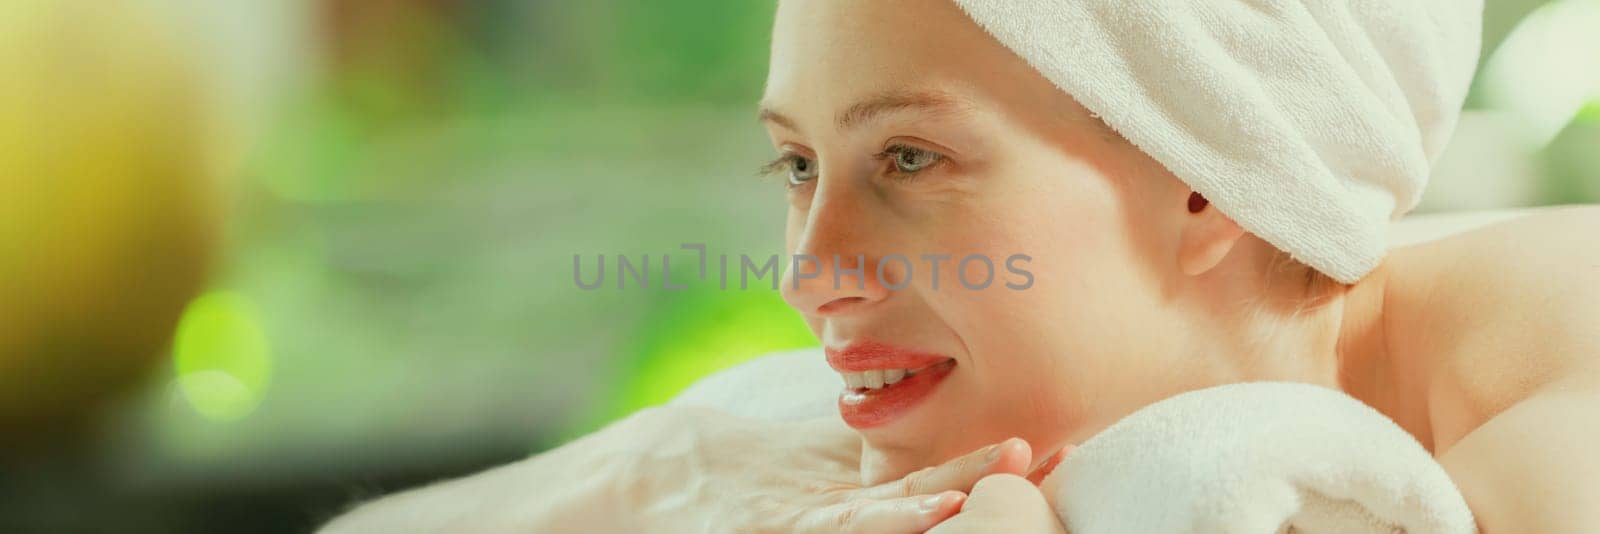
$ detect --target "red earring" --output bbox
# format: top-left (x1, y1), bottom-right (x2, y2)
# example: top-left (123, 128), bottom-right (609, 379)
top-left (1187, 191), bottom-right (1209, 214)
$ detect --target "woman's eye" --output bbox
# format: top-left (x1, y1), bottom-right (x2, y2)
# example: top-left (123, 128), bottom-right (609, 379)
top-left (882, 145), bottom-right (944, 175)
top-left (786, 155), bottom-right (819, 186)
top-left (760, 152), bottom-right (819, 188)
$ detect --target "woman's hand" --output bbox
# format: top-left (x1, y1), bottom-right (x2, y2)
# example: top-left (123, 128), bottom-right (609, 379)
top-left (597, 406), bottom-right (1035, 533)
top-left (928, 474), bottom-right (1067, 534)
top-left (927, 445), bottom-right (1072, 534)
top-left (320, 405), bottom-right (1033, 533)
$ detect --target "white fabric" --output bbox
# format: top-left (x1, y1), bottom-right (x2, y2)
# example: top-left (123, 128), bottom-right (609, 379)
top-left (670, 348), bottom-right (839, 421)
top-left (1039, 382), bottom-right (1475, 533)
top-left (674, 358), bottom-right (1477, 532)
top-left (949, 0), bottom-right (1483, 283)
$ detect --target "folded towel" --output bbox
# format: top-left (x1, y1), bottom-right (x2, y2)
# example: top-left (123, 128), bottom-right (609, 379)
top-left (670, 348), bottom-right (840, 422)
top-left (1040, 382), bottom-right (1475, 533)
top-left (673, 351), bottom-right (1482, 532)
top-left (949, 0), bottom-right (1483, 283)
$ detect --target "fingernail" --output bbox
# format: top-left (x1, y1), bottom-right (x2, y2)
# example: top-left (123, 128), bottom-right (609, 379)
top-left (986, 438), bottom-right (1017, 464)
top-left (1027, 449), bottom-right (1065, 484)
top-left (920, 493), bottom-right (947, 512)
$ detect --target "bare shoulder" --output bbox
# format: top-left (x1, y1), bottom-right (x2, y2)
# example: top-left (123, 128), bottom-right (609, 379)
top-left (1384, 205), bottom-right (1600, 452)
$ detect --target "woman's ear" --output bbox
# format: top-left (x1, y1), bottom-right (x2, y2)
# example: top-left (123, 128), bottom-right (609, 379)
top-left (1177, 193), bottom-right (1246, 276)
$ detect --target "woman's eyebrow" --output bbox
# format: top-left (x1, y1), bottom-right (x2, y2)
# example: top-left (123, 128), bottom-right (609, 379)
top-left (757, 90), bottom-right (973, 134)
top-left (836, 90), bottom-right (971, 131)
top-left (758, 107), bottom-right (801, 133)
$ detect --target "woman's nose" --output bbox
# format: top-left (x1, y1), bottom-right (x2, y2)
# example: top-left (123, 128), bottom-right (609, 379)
top-left (780, 194), bottom-right (893, 317)
top-left (781, 252), bottom-right (893, 316)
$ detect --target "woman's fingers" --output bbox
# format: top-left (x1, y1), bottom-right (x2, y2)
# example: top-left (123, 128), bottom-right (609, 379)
top-left (927, 474), bottom-right (1067, 534)
top-left (858, 438), bottom-right (1032, 500)
top-left (1025, 445), bottom-right (1073, 485)
top-left (796, 491), bottom-right (967, 534)
top-left (793, 439), bottom-right (1037, 533)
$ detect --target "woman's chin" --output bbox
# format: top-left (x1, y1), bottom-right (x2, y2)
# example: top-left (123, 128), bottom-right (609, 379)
top-left (854, 420), bottom-right (973, 485)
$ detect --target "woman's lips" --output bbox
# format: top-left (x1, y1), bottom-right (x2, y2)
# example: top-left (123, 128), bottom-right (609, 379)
top-left (826, 342), bottom-right (956, 429)
top-left (837, 360), bottom-right (955, 429)
top-left (825, 341), bottom-right (950, 372)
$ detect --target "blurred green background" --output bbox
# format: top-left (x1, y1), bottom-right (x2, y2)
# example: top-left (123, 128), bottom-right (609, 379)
top-left (0, 0), bottom-right (1596, 532)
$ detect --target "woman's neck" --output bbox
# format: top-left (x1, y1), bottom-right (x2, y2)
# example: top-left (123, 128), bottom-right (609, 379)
top-left (1182, 238), bottom-right (1433, 448)
top-left (1193, 240), bottom-right (1433, 449)
top-left (1333, 263), bottom-right (1436, 451)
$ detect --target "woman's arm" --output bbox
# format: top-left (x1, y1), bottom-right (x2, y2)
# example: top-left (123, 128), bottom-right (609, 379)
top-left (319, 406), bottom-right (1031, 533)
top-left (1439, 375), bottom-right (1600, 533)
top-left (319, 407), bottom-right (675, 533)
top-left (1423, 205), bottom-right (1600, 532)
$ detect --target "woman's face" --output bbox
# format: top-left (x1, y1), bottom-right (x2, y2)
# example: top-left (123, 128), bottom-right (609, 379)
top-left (764, 0), bottom-right (1209, 481)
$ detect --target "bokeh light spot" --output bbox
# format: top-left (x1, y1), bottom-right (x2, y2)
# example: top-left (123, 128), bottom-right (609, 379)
top-left (580, 288), bottom-right (817, 435)
top-left (1480, 0), bottom-right (1600, 148)
top-left (172, 291), bottom-right (273, 421)
top-left (1578, 99), bottom-right (1600, 124)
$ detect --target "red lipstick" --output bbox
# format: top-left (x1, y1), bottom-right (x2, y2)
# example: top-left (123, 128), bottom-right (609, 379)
top-left (826, 341), bottom-right (955, 429)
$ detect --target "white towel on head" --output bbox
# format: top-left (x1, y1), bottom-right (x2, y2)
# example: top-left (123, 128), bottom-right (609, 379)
top-left (1040, 382), bottom-right (1476, 533)
top-left (949, 0), bottom-right (1483, 283)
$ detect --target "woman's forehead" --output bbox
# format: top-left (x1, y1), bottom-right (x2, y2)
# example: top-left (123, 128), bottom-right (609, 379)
top-left (764, 0), bottom-right (1038, 128)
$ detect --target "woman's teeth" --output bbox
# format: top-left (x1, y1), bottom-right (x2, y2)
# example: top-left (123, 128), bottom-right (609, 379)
top-left (841, 368), bottom-right (912, 390)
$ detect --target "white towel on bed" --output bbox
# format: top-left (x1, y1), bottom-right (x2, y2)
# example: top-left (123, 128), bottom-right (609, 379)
top-left (1039, 382), bottom-right (1476, 534)
top-left (949, 0), bottom-right (1483, 283)
top-left (673, 352), bottom-right (1479, 533)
